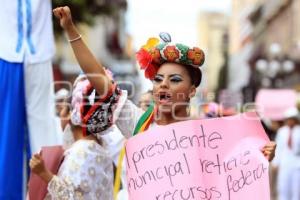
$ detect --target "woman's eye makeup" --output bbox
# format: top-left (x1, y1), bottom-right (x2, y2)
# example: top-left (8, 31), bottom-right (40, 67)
top-left (153, 74), bottom-right (183, 83)
top-left (170, 75), bottom-right (182, 82)
top-left (153, 75), bottom-right (163, 83)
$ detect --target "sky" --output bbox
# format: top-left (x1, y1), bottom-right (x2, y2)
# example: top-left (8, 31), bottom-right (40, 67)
top-left (126, 0), bottom-right (231, 49)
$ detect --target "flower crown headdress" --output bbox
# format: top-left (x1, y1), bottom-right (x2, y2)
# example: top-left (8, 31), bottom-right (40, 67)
top-left (136, 32), bottom-right (205, 80)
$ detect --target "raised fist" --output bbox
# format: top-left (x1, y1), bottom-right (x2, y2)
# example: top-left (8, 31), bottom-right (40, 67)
top-left (53, 6), bottom-right (73, 30)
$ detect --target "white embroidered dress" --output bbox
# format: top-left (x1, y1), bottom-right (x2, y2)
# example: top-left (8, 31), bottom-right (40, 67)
top-left (45, 140), bottom-right (113, 200)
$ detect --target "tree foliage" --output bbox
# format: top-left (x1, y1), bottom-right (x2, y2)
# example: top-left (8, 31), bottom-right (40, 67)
top-left (52, 0), bottom-right (127, 36)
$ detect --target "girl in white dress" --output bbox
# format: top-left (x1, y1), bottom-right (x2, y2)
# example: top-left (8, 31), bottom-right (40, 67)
top-left (29, 73), bottom-right (125, 200)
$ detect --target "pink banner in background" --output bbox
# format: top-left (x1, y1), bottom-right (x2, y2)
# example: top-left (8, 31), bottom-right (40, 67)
top-left (125, 112), bottom-right (270, 200)
top-left (255, 89), bottom-right (297, 120)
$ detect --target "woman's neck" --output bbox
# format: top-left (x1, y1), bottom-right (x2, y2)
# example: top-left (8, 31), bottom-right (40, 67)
top-left (73, 127), bottom-right (84, 141)
top-left (155, 106), bottom-right (190, 125)
top-left (72, 127), bottom-right (99, 143)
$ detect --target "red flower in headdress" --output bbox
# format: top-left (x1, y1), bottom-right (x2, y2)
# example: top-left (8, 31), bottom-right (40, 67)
top-left (144, 63), bottom-right (158, 79)
top-left (136, 48), bottom-right (158, 79)
top-left (163, 46), bottom-right (180, 62)
top-left (136, 48), bottom-right (152, 69)
top-left (187, 47), bottom-right (205, 66)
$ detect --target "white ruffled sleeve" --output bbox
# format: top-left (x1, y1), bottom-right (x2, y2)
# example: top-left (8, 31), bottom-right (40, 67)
top-left (114, 95), bottom-right (144, 138)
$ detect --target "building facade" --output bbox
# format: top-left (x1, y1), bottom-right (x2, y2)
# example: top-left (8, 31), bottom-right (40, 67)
top-left (228, 0), bottom-right (300, 102)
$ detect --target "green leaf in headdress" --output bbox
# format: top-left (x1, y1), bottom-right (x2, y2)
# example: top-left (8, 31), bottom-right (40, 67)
top-left (176, 43), bottom-right (189, 64)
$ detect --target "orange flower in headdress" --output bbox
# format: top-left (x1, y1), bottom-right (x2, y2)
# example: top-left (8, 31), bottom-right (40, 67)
top-left (187, 47), bottom-right (205, 66)
top-left (163, 46), bottom-right (180, 62)
top-left (149, 48), bottom-right (161, 64)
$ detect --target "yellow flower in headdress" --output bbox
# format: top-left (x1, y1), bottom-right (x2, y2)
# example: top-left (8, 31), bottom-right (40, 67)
top-left (141, 37), bottom-right (160, 51)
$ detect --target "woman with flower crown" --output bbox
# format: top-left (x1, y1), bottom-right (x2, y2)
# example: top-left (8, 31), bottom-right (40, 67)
top-left (53, 5), bottom-right (276, 197)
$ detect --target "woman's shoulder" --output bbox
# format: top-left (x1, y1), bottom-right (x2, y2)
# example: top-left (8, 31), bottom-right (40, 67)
top-left (67, 140), bottom-right (107, 156)
top-left (74, 139), bottom-right (107, 149)
top-left (63, 140), bottom-right (112, 171)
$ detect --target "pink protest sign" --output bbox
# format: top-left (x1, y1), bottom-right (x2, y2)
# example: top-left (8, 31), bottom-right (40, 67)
top-left (255, 89), bottom-right (297, 120)
top-left (125, 112), bottom-right (270, 200)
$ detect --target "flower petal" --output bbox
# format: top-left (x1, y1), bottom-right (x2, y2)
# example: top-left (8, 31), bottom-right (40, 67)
top-left (142, 38), bottom-right (160, 50)
top-left (145, 63), bottom-right (158, 79)
top-left (136, 49), bottom-right (153, 69)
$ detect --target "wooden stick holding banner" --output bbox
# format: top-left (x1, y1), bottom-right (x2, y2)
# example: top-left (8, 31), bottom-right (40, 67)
top-left (125, 112), bottom-right (270, 200)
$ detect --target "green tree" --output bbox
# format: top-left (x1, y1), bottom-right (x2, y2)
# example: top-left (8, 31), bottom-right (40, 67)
top-left (52, 0), bottom-right (127, 36)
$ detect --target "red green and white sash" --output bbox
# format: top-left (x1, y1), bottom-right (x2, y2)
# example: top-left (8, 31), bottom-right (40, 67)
top-left (113, 103), bottom-right (155, 199)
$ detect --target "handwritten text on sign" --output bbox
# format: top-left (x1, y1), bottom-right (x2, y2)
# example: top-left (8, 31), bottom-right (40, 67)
top-left (125, 113), bottom-right (270, 200)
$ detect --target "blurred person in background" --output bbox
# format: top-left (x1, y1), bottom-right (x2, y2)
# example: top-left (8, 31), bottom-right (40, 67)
top-left (273, 107), bottom-right (300, 200)
top-left (202, 102), bottom-right (238, 118)
top-left (55, 88), bottom-right (70, 116)
top-left (202, 102), bottom-right (220, 118)
top-left (260, 119), bottom-right (284, 200)
top-left (54, 88), bottom-right (70, 140)
top-left (138, 90), bottom-right (153, 111)
top-left (261, 119), bottom-right (283, 141)
top-left (0, 0), bottom-right (61, 198)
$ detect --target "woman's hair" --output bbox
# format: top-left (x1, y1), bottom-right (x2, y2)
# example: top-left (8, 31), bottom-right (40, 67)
top-left (182, 64), bottom-right (202, 87)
